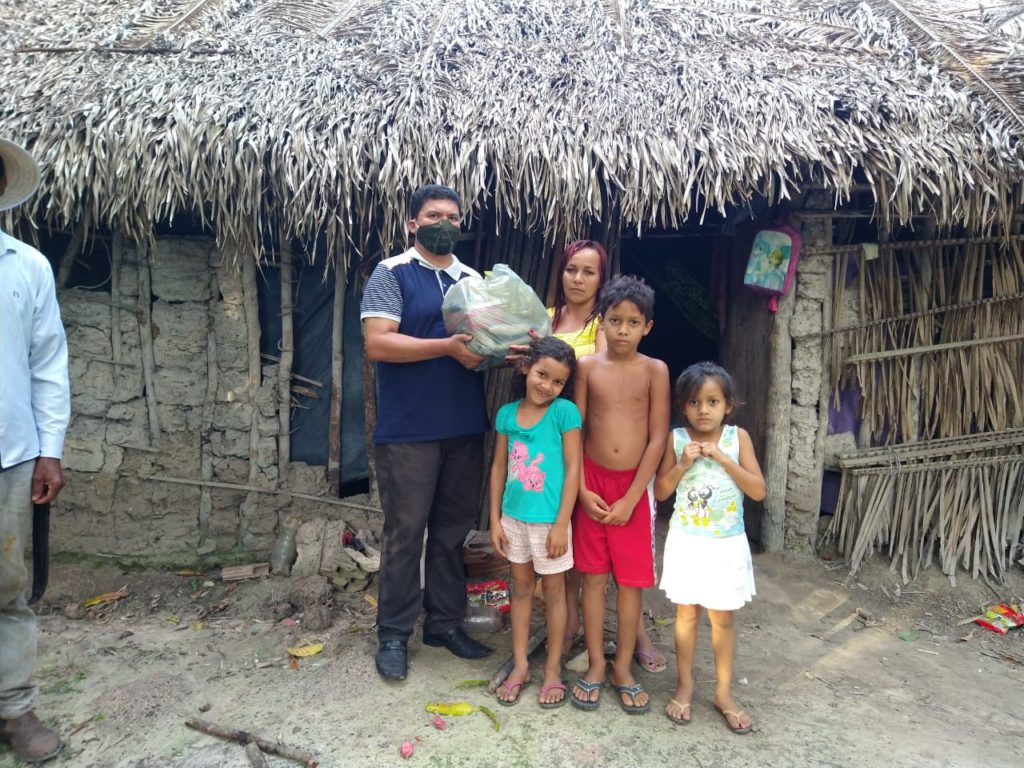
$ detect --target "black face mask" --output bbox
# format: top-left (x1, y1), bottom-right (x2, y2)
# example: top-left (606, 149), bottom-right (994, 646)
top-left (416, 220), bottom-right (460, 255)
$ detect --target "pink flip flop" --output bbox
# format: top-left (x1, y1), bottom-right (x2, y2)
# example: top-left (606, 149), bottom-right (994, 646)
top-left (496, 677), bottom-right (531, 707)
top-left (539, 681), bottom-right (568, 709)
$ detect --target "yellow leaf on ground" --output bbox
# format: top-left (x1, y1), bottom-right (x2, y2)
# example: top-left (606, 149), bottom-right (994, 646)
top-left (287, 642), bottom-right (324, 658)
top-left (83, 590), bottom-right (128, 608)
top-left (364, 594), bottom-right (378, 608)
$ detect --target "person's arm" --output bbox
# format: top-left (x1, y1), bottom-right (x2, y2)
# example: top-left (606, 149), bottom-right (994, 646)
top-left (30, 258), bottom-right (70, 504)
top-left (573, 359), bottom-right (609, 522)
top-left (654, 435), bottom-right (702, 501)
top-left (363, 317), bottom-right (482, 367)
top-left (700, 427), bottom-right (767, 501)
top-left (604, 359), bottom-right (671, 525)
top-left (360, 262), bottom-right (483, 367)
top-left (488, 431), bottom-right (511, 558)
top-left (547, 425), bottom-right (581, 558)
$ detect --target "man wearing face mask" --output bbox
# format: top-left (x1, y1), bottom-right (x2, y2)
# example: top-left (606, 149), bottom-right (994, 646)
top-left (361, 185), bottom-right (493, 680)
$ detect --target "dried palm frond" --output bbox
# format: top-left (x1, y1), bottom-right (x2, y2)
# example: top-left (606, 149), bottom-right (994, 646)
top-left (0, 0), bottom-right (1022, 260)
top-left (123, 0), bottom-right (241, 48)
top-left (864, 0), bottom-right (1024, 129)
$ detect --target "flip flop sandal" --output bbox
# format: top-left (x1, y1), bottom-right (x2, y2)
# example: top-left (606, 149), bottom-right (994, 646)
top-left (665, 698), bottom-right (692, 725)
top-left (569, 678), bottom-right (604, 711)
top-left (613, 682), bottom-right (651, 715)
top-left (496, 678), bottom-right (531, 707)
top-left (633, 647), bottom-right (667, 673)
top-left (714, 704), bottom-right (753, 734)
top-left (538, 681), bottom-right (568, 709)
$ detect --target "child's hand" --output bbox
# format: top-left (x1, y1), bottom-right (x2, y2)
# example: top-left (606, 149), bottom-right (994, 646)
top-left (603, 498), bottom-right (633, 526)
top-left (546, 523), bottom-right (569, 559)
top-left (580, 488), bottom-right (610, 523)
top-left (699, 442), bottom-right (724, 463)
top-left (678, 442), bottom-right (702, 471)
top-left (490, 525), bottom-right (510, 560)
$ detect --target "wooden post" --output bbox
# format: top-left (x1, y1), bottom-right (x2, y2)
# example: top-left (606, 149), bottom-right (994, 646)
top-left (198, 259), bottom-right (220, 552)
top-left (362, 349), bottom-right (379, 506)
top-left (762, 286), bottom-right (796, 552)
top-left (812, 253), bottom-right (835, 552)
top-left (241, 254), bottom-right (262, 484)
top-left (109, 233), bottom-right (123, 365)
top-left (137, 242), bottom-right (160, 441)
top-left (327, 254), bottom-right (347, 493)
top-left (55, 215), bottom-right (88, 289)
top-left (278, 243), bottom-right (294, 488)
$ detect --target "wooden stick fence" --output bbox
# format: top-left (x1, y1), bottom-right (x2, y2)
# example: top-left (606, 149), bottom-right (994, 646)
top-left (825, 231), bottom-right (1024, 583)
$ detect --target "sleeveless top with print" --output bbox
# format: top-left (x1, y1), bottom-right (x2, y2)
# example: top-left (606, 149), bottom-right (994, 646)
top-left (670, 425), bottom-right (745, 538)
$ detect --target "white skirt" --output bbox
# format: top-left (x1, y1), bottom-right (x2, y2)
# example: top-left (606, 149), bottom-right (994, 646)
top-left (660, 528), bottom-right (755, 611)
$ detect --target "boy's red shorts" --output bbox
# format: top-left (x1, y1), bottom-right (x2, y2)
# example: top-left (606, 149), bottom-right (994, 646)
top-left (572, 454), bottom-right (656, 588)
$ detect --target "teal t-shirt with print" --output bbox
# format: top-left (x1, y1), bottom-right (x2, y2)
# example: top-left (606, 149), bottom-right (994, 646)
top-left (496, 397), bottom-right (582, 524)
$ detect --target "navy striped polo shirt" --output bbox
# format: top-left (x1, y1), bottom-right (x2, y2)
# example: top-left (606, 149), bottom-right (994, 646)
top-left (360, 248), bottom-right (488, 444)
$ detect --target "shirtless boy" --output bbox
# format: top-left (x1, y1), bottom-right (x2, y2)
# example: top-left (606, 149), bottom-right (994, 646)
top-left (569, 275), bottom-right (670, 714)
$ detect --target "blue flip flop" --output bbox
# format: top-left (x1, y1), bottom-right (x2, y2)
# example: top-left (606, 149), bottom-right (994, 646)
top-left (570, 678), bottom-right (604, 711)
top-left (614, 682), bottom-right (651, 714)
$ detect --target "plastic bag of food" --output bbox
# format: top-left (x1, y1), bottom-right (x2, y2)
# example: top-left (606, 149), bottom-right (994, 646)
top-left (975, 603), bottom-right (1024, 635)
top-left (442, 264), bottom-right (551, 370)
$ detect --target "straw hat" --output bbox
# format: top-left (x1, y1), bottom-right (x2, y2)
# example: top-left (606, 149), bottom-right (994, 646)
top-left (0, 138), bottom-right (41, 211)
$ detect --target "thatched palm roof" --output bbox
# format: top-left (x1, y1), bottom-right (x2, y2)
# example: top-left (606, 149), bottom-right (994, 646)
top-left (2, 0), bottom-right (1023, 261)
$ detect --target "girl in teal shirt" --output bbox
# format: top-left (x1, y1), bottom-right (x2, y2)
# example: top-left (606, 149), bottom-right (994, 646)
top-left (489, 337), bottom-right (581, 709)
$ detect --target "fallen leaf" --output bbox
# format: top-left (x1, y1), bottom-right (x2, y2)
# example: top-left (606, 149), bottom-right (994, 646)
top-left (289, 658), bottom-right (299, 671)
top-left (165, 615), bottom-right (181, 624)
top-left (287, 642), bottom-right (324, 658)
top-left (452, 679), bottom-right (489, 689)
top-left (431, 715), bottom-right (447, 730)
top-left (898, 629), bottom-right (919, 642)
top-left (400, 740), bottom-right (414, 759)
top-left (83, 590), bottom-right (128, 608)
top-left (364, 594), bottom-right (378, 608)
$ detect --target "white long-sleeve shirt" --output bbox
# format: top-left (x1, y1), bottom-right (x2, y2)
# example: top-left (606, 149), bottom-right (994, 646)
top-left (0, 230), bottom-right (70, 469)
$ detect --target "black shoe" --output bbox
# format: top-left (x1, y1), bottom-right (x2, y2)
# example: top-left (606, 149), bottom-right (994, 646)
top-left (422, 626), bottom-right (494, 659)
top-left (375, 640), bottom-right (408, 680)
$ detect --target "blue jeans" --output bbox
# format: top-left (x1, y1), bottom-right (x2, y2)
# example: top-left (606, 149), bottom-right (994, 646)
top-left (0, 461), bottom-right (37, 719)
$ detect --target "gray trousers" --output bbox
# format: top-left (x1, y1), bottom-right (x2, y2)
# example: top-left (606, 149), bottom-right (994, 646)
top-left (375, 435), bottom-right (483, 642)
top-left (0, 461), bottom-right (37, 719)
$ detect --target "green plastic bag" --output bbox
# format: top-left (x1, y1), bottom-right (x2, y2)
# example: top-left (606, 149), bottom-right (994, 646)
top-left (442, 264), bottom-right (551, 370)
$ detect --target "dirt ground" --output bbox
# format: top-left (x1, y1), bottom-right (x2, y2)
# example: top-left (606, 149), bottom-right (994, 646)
top-left (3, 541), bottom-right (1023, 768)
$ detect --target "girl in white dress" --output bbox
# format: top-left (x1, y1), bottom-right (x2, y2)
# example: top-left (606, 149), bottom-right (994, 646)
top-left (654, 362), bottom-right (766, 734)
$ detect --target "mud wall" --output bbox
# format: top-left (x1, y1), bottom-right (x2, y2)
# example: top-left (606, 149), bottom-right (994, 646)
top-left (55, 237), bottom-right (332, 559)
top-left (782, 213), bottom-right (838, 551)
